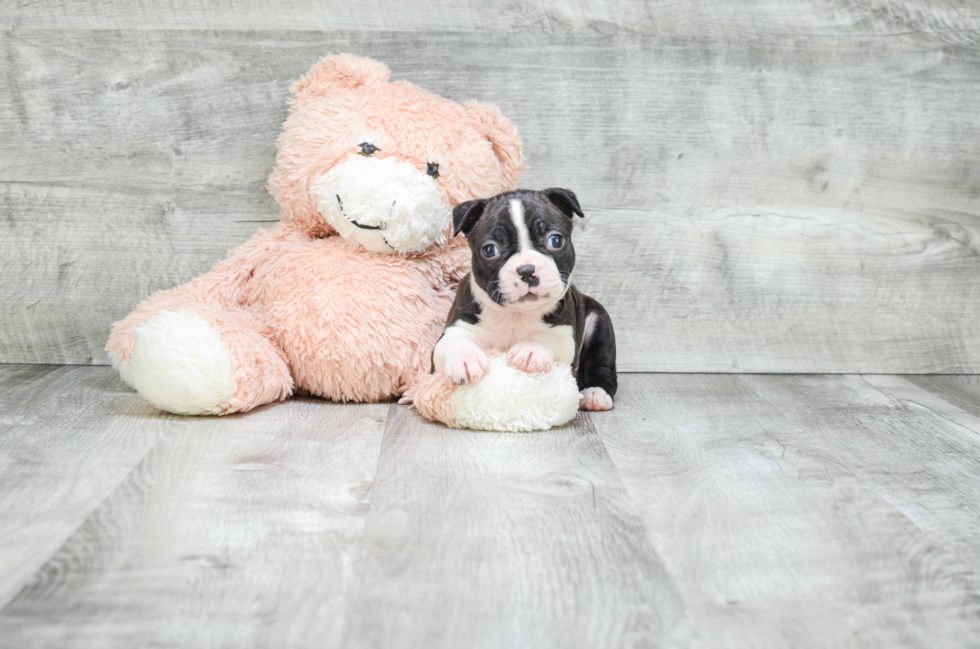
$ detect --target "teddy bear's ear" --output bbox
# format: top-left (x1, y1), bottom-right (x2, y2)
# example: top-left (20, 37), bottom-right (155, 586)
top-left (289, 54), bottom-right (391, 111)
top-left (464, 102), bottom-right (526, 191)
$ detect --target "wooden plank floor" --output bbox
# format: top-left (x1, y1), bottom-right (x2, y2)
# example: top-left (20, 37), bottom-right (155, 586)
top-left (1, 366), bottom-right (979, 648)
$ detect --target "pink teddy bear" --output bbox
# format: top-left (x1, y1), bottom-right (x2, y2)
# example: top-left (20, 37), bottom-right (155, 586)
top-left (107, 54), bottom-right (525, 415)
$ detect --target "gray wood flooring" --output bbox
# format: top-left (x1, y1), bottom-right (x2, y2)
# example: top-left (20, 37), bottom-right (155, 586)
top-left (2, 364), bottom-right (979, 648)
top-left (3, 1), bottom-right (980, 371)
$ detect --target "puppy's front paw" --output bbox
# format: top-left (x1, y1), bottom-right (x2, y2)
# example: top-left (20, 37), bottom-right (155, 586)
top-left (442, 348), bottom-right (489, 385)
top-left (580, 387), bottom-right (613, 411)
top-left (506, 341), bottom-right (554, 373)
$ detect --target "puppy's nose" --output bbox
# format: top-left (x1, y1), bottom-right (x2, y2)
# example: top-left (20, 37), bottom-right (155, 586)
top-left (517, 264), bottom-right (539, 286)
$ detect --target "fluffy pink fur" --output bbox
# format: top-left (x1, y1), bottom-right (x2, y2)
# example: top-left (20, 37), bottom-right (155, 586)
top-left (403, 350), bottom-right (508, 428)
top-left (404, 369), bottom-right (461, 428)
top-left (268, 57), bottom-right (525, 238)
top-left (107, 54), bottom-right (525, 413)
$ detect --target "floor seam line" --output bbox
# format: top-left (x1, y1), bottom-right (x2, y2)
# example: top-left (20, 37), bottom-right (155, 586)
top-left (332, 401), bottom-right (397, 649)
top-left (0, 411), bottom-right (181, 615)
top-left (859, 375), bottom-right (980, 440)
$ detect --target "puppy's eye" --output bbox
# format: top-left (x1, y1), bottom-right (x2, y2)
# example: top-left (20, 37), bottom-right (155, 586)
top-left (482, 243), bottom-right (498, 258)
top-left (547, 233), bottom-right (564, 250)
top-left (358, 142), bottom-right (378, 156)
top-left (426, 162), bottom-right (440, 178)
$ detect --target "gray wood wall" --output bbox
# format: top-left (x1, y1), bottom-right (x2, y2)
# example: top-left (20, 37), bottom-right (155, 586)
top-left (2, 0), bottom-right (979, 372)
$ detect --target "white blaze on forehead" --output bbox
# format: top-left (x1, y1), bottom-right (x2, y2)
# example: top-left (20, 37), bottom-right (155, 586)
top-left (509, 198), bottom-right (531, 252)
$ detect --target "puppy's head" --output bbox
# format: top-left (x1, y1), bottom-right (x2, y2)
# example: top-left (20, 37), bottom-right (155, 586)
top-left (453, 189), bottom-right (584, 313)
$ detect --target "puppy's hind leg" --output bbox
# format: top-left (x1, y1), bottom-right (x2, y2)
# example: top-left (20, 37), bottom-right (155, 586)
top-left (577, 297), bottom-right (617, 411)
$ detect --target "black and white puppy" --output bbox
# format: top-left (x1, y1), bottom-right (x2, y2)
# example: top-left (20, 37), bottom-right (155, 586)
top-left (432, 189), bottom-right (617, 411)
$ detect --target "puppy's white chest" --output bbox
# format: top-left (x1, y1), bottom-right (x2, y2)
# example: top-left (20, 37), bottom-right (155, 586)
top-left (467, 311), bottom-right (575, 365)
top-left (478, 311), bottom-right (546, 347)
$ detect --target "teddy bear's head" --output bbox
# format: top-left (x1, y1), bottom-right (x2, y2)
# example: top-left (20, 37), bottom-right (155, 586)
top-left (268, 55), bottom-right (526, 254)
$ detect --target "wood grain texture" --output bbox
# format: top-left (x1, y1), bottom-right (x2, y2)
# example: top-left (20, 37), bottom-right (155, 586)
top-left (3, 0), bottom-right (979, 43)
top-left (3, 367), bottom-right (980, 647)
top-left (592, 373), bottom-right (980, 648)
top-left (339, 405), bottom-right (682, 649)
top-left (575, 206), bottom-right (980, 372)
top-left (738, 374), bottom-right (980, 645)
top-left (903, 375), bottom-right (980, 420)
top-left (0, 365), bottom-right (169, 610)
top-left (0, 393), bottom-right (388, 648)
top-left (3, 3), bottom-right (980, 370)
top-left (863, 374), bottom-right (980, 439)
top-left (0, 183), bottom-right (278, 364)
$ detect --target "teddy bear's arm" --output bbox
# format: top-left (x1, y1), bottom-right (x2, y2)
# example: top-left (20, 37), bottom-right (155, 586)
top-left (424, 236), bottom-right (473, 289)
top-left (108, 223), bottom-right (305, 352)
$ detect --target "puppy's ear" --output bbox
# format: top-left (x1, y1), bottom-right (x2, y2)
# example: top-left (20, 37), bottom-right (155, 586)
top-left (453, 199), bottom-right (487, 237)
top-left (543, 188), bottom-right (584, 219)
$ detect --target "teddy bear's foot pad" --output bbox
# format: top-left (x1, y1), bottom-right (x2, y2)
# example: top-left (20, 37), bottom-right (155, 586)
top-left (118, 309), bottom-right (236, 415)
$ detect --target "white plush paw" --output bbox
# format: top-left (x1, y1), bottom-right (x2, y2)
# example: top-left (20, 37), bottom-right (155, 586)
top-left (580, 387), bottom-right (613, 411)
top-left (442, 348), bottom-right (489, 385)
top-left (506, 341), bottom-right (554, 373)
top-left (120, 309), bottom-right (236, 415)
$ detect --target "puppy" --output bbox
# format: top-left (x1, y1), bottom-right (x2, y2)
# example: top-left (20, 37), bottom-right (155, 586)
top-left (432, 189), bottom-right (617, 411)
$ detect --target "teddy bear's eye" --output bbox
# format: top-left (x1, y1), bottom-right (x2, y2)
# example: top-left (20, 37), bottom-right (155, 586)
top-left (359, 142), bottom-right (377, 156)
top-left (426, 162), bottom-right (440, 178)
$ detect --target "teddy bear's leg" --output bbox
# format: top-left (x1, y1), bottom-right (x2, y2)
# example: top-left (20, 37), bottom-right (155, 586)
top-left (109, 302), bottom-right (292, 415)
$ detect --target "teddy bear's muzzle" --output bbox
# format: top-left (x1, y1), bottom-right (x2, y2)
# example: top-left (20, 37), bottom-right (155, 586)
top-left (311, 155), bottom-right (451, 255)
